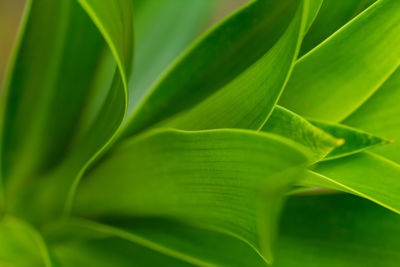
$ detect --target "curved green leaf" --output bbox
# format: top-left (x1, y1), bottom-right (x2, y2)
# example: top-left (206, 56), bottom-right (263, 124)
top-left (48, 223), bottom-right (190, 267)
top-left (310, 120), bottom-right (389, 160)
top-left (300, 152), bottom-right (400, 214)
top-left (72, 129), bottom-right (309, 263)
top-left (344, 67), bottom-right (400, 162)
top-left (122, 0), bottom-right (309, 136)
top-left (77, 0), bottom-right (134, 84)
top-left (300, 0), bottom-right (376, 56)
top-left (262, 106), bottom-right (338, 162)
top-left (0, 216), bottom-right (52, 267)
top-left (274, 194), bottom-right (400, 267)
top-left (45, 217), bottom-right (267, 267)
top-left (279, 0), bottom-right (400, 121)
top-left (158, 0), bottom-right (317, 131)
top-left (1, 0), bottom-right (134, 221)
top-left (128, 0), bottom-right (217, 114)
top-left (0, 0), bottom-right (106, 206)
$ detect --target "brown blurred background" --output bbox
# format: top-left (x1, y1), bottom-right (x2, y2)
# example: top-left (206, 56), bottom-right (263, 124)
top-left (0, 0), bottom-right (26, 84)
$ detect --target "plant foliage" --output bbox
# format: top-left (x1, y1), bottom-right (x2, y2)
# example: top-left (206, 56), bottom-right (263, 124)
top-left (0, 0), bottom-right (399, 266)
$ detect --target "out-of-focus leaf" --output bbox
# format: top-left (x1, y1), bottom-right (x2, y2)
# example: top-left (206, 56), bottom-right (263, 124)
top-left (300, 0), bottom-right (376, 56)
top-left (72, 129), bottom-right (309, 263)
top-left (0, 216), bottom-right (52, 267)
top-left (128, 0), bottom-right (217, 114)
top-left (344, 67), bottom-right (400, 163)
top-left (2, 0), bottom-right (134, 221)
top-left (299, 153), bottom-right (400, 214)
top-left (274, 194), bottom-right (400, 267)
top-left (262, 106), bottom-right (338, 162)
top-left (45, 217), bottom-right (267, 267)
top-left (48, 223), bottom-right (190, 267)
top-left (77, 0), bottom-right (134, 81)
top-left (279, 0), bottom-right (400, 121)
top-left (122, 0), bottom-right (322, 136)
top-left (0, 0), bottom-right (105, 205)
top-left (310, 120), bottom-right (389, 160)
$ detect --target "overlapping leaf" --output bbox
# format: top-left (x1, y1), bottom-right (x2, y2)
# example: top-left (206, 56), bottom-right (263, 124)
top-left (45, 218), bottom-right (267, 267)
top-left (344, 68), bottom-right (400, 162)
top-left (0, 0), bottom-right (106, 209)
top-left (50, 224), bottom-right (190, 267)
top-left (0, 0), bottom-right (134, 221)
top-left (72, 129), bottom-right (309, 263)
top-left (0, 216), bottom-right (52, 267)
top-left (300, 0), bottom-right (376, 55)
top-left (122, 0), bottom-right (322, 136)
top-left (262, 106), bottom-right (387, 162)
top-left (128, 0), bottom-right (217, 114)
top-left (310, 120), bottom-right (388, 160)
top-left (279, 0), bottom-right (400, 121)
top-left (261, 106), bottom-right (338, 161)
top-left (299, 152), bottom-right (400, 214)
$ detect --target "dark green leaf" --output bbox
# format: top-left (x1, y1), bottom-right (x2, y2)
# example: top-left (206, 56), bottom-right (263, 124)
top-left (274, 194), bottom-right (400, 267)
top-left (300, 0), bottom-right (376, 56)
top-left (122, 0), bottom-right (315, 136)
top-left (0, 0), bottom-right (106, 207)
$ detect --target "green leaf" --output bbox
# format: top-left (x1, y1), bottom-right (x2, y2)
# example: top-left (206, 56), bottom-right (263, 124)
top-left (157, 0), bottom-right (316, 131)
top-left (45, 217), bottom-right (267, 267)
top-left (77, 0), bottom-right (134, 82)
top-left (128, 0), bottom-right (217, 114)
top-left (299, 152), bottom-right (400, 214)
top-left (310, 120), bottom-right (389, 160)
top-left (0, 0), bottom-right (134, 221)
top-left (48, 223), bottom-right (191, 267)
top-left (274, 194), bottom-right (400, 267)
top-left (0, 216), bottom-right (52, 267)
top-left (0, 0), bottom-right (106, 203)
top-left (300, 0), bottom-right (376, 56)
top-left (279, 0), bottom-right (400, 121)
top-left (72, 129), bottom-right (309, 263)
top-left (344, 67), bottom-right (400, 162)
top-left (261, 106), bottom-right (339, 162)
top-left (122, 0), bottom-right (320, 136)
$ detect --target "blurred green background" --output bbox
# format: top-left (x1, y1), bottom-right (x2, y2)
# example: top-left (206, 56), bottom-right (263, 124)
top-left (0, 0), bottom-right (248, 87)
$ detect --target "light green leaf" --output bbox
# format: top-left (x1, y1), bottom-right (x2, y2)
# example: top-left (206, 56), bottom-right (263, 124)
top-left (310, 120), bottom-right (389, 160)
top-left (128, 0), bottom-right (217, 114)
top-left (0, 216), bottom-right (52, 267)
top-left (122, 0), bottom-right (320, 136)
top-left (72, 129), bottom-right (309, 263)
top-left (300, 0), bottom-right (376, 56)
top-left (262, 106), bottom-right (338, 162)
top-left (279, 0), bottom-right (400, 121)
top-left (274, 194), bottom-right (400, 267)
top-left (344, 67), bottom-right (400, 162)
top-left (299, 152), bottom-right (400, 214)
